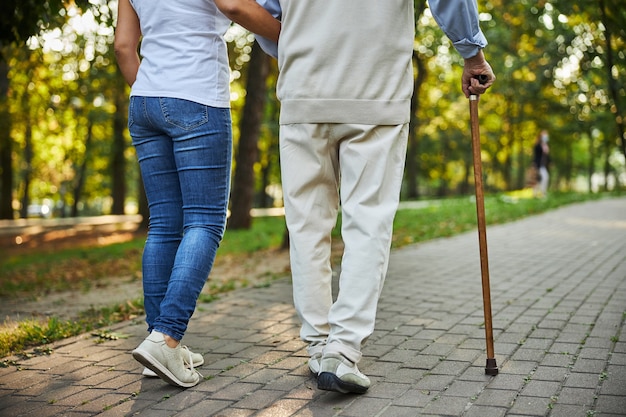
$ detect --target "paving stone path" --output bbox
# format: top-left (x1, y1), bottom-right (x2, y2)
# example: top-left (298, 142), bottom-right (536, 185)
top-left (1, 197), bottom-right (625, 416)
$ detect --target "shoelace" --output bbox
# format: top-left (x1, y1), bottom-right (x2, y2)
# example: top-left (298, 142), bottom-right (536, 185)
top-left (181, 345), bottom-right (203, 378)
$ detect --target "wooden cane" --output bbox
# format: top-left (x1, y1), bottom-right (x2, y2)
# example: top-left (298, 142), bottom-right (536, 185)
top-left (469, 81), bottom-right (499, 376)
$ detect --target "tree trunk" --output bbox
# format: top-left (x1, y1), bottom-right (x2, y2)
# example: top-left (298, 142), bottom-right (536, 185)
top-left (406, 51), bottom-right (427, 199)
top-left (281, 226), bottom-right (289, 250)
top-left (0, 54), bottom-right (13, 219)
top-left (256, 82), bottom-right (280, 209)
top-left (603, 133), bottom-right (612, 192)
top-left (227, 41), bottom-right (270, 229)
top-left (599, 0), bottom-right (626, 161)
top-left (71, 115), bottom-right (93, 217)
top-left (405, 1), bottom-right (429, 200)
top-left (257, 159), bottom-right (272, 208)
top-left (503, 97), bottom-right (513, 190)
top-left (586, 126), bottom-right (595, 192)
top-left (111, 71), bottom-right (127, 215)
top-left (19, 121), bottom-right (32, 218)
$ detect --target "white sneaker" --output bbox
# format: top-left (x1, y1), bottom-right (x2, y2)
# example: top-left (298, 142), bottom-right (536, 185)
top-left (132, 331), bottom-right (201, 388)
top-left (142, 349), bottom-right (204, 377)
top-left (317, 353), bottom-right (370, 394)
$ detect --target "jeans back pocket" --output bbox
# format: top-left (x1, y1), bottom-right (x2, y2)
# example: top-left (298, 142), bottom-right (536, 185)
top-left (159, 98), bottom-right (209, 130)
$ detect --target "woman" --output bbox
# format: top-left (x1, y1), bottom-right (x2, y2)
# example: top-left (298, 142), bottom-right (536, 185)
top-left (114, 0), bottom-right (279, 388)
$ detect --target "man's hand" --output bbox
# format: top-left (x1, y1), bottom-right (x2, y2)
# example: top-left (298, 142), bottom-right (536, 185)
top-left (215, 0), bottom-right (280, 42)
top-left (462, 50), bottom-right (495, 98)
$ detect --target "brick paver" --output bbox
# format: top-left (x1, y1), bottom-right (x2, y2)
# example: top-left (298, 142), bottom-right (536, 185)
top-left (1, 197), bottom-right (625, 416)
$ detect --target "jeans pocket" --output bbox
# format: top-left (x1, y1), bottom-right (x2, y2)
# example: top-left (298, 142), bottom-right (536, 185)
top-left (159, 98), bottom-right (209, 130)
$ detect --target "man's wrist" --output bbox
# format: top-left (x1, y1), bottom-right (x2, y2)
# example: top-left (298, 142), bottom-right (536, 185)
top-left (464, 49), bottom-right (484, 64)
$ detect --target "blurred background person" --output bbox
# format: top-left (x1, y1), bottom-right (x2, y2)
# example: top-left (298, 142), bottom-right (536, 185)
top-left (533, 130), bottom-right (550, 197)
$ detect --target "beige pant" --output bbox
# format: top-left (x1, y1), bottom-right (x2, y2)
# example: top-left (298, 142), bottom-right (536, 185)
top-left (279, 123), bottom-right (408, 364)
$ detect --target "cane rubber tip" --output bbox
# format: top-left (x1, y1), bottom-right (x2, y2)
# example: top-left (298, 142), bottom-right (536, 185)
top-left (485, 358), bottom-right (499, 375)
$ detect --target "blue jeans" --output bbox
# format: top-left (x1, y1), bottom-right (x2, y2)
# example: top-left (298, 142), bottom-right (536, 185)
top-left (129, 96), bottom-right (232, 341)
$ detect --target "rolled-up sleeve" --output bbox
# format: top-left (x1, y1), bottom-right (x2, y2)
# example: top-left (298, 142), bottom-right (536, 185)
top-left (428, 0), bottom-right (488, 58)
top-left (255, 0), bottom-right (281, 58)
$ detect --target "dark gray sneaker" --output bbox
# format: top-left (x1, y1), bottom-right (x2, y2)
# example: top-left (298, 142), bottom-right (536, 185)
top-left (317, 353), bottom-right (370, 394)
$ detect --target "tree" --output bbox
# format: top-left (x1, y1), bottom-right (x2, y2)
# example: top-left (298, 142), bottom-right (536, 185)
top-left (405, 0), bottom-right (429, 199)
top-left (5, 1), bottom-right (135, 220)
top-left (0, 51), bottom-right (11, 218)
top-left (0, 0), bottom-right (91, 219)
top-left (2, 0), bottom-right (623, 226)
top-left (598, 0), bottom-right (626, 161)
top-left (228, 41), bottom-right (270, 229)
top-left (110, 55), bottom-right (128, 215)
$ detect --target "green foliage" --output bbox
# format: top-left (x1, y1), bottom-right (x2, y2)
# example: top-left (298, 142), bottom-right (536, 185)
top-left (405, 0), bottom-right (626, 196)
top-left (7, 1), bottom-right (134, 217)
top-left (1, 1), bottom-right (625, 219)
top-left (1, 0), bottom-right (70, 44)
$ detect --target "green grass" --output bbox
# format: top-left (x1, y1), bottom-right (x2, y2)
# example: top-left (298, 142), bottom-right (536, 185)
top-left (0, 190), bottom-right (615, 359)
top-left (0, 298), bottom-right (144, 359)
top-left (220, 216), bottom-right (287, 254)
top-left (392, 190), bottom-right (604, 247)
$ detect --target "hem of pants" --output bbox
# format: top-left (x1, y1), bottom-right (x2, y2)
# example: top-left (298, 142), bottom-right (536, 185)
top-left (323, 341), bottom-right (362, 364)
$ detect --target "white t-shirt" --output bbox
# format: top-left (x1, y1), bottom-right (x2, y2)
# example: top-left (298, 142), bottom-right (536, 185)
top-left (129, 0), bottom-right (232, 108)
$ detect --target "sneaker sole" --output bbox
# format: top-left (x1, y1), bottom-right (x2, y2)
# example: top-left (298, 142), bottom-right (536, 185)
top-left (317, 372), bottom-right (368, 394)
top-left (142, 355), bottom-right (205, 378)
top-left (132, 348), bottom-right (199, 388)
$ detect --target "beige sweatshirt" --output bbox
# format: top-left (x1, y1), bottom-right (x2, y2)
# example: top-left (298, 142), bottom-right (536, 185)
top-left (276, 0), bottom-right (415, 125)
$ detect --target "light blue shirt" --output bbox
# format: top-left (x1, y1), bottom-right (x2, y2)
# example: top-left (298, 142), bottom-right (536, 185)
top-left (254, 0), bottom-right (487, 59)
top-left (428, 0), bottom-right (488, 58)
top-left (255, 0), bottom-right (280, 58)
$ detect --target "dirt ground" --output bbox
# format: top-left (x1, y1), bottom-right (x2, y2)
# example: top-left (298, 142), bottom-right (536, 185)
top-left (0, 222), bottom-right (298, 326)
